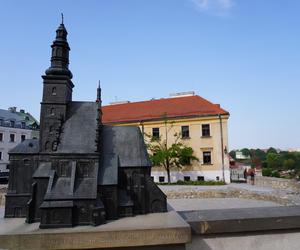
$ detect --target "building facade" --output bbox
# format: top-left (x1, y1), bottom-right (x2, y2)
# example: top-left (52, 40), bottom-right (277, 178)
top-left (0, 108), bottom-right (39, 177)
top-left (102, 93), bottom-right (231, 183)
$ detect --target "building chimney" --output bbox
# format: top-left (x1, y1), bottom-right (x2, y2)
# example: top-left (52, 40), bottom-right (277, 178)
top-left (8, 107), bottom-right (17, 113)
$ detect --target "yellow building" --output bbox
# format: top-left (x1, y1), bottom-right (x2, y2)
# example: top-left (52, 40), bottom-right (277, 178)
top-left (102, 92), bottom-right (230, 183)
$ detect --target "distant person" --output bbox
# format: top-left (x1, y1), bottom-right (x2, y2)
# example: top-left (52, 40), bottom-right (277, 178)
top-left (244, 169), bottom-right (247, 181)
top-left (250, 169), bottom-right (255, 185)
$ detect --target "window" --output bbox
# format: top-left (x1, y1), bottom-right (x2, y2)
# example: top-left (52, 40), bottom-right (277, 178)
top-left (197, 176), bottom-right (205, 181)
top-left (50, 108), bottom-right (55, 115)
top-left (45, 141), bottom-right (50, 150)
top-left (10, 134), bottom-right (15, 142)
top-left (184, 176), bottom-right (190, 181)
top-left (0, 133), bottom-right (3, 142)
top-left (52, 87), bottom-right (57, 95)
top-left (21, 122), bottom-right (26, 129)
top-left (60, 163), bottom-right (68, 177)
top-left (216, 176), bottom-right (220, 181)
top-left (203, 151), bottom-right (211, 164)
top-left (150, 176), bottom-right (154, 181)
top-left (10, 120), bottom-right (15, 127)
top-left (0, 119), bottom-right (3, 126)
top-left (159, 176), bottom-right (165, 183)
top-left (202, 124), bottom-right (210, 137)
top-left (21, 135), bottom-right (26, 142)
top-left (152, 127), bottom-right (160, 139)
top-left (0, 152), bottom-right (2, 160)
top-left (181, 126), bottom-right (190, 139)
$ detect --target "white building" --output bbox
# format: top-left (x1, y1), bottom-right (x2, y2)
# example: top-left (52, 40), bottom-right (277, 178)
top-left (0, 107), bottom-right (39, 180)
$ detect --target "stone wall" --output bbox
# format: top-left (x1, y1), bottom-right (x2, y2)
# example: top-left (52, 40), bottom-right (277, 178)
top-left (253, 176), bottom-right (300, 191)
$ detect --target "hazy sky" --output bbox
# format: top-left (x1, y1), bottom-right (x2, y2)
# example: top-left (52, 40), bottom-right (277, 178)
top-left (0, 0), bottom-right (299, 150)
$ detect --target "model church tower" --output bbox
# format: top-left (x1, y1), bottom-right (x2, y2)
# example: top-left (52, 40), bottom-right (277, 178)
top-left (40, 20), bottom-right (74, 152)
top-left (4, 19), bottom-right (167, 229)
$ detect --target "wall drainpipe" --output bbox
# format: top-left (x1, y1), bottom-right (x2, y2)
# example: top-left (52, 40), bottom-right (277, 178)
top-left (219, 114), bottom-right (225, 182)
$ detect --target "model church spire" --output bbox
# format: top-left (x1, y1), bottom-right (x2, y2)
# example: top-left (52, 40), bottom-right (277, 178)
top-left (45, 14), bottom-right (72, 78)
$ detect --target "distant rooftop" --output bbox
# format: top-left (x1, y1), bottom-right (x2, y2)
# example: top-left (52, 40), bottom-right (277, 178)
top-left (0, 107), bottom-right (39, 130)
top-left (102, 94), bottom-right (229, 124)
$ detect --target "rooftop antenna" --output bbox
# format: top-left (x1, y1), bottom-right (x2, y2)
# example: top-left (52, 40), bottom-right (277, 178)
top-left (61, 13), bottom-right (64, 24)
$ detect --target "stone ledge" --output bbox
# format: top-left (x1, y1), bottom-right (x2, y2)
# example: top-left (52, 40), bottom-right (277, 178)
top-left (179, 206), bottom-right (300, 235)
top-left (0, 210), bottom-right (191, 249)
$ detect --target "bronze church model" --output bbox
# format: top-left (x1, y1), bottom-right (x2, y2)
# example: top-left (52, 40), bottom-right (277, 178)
top-left (4, 20), bottom-right (167, 229)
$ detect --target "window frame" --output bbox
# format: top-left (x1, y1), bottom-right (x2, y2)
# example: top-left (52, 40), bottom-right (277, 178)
top-left (181, 125), bottom-right (190, 139)
top-left (184, 176), bottom-right (190, 181)
top-left (202, 124), bottom-right (211, 137)
top-left (10, 134), bottom-right (15, 142)
top-left (159, 176), bottom-right (165, 183)
top-left (197, 176), bottom-right (205, 181)
top-left (152, 127), bottom-right (160, 139)
top-left (202, 151), bottom-right (212, 165)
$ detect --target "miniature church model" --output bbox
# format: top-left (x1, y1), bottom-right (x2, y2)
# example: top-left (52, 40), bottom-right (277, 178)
top-left (4, 20), bottom-right (167, 228)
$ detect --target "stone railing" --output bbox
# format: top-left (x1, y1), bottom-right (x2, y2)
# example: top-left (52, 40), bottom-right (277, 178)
top-left (253, 176), bottom-right (300, 191)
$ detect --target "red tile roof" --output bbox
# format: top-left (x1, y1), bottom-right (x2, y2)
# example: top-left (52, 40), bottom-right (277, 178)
top-left (102, 95), bottom-right (229, 124)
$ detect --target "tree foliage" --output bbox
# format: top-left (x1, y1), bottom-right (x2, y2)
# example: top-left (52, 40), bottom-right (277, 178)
top-left (231, 147), bottom-right (300, 179)
top-left (146, 132), bottom-right (198, 183)
top-left (229, 150), bottom-right (236, 159)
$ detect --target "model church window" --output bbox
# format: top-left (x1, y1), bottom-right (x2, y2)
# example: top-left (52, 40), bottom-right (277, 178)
top-left (202, 124), bottom-right (210, 137)
top-left (60, 164), bottom-right (67, 177)
top-left (52, 87), bottom-right (57, 95)
top-left (45, 141), bottom-right (50, 150)
top-left (50, 108), bottom-right (55, 115)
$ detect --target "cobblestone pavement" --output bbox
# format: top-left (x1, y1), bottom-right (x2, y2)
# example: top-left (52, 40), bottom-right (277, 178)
top-left (160, 183), bottom-right (300, 206)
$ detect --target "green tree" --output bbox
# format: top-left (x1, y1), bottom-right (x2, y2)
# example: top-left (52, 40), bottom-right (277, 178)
top-left (229, 150), bottom-right (236, 160)
top-left (267, 147), bottom-right (278, 154)
top-left (283, 159), bottom-right (296, 170)
top-left (241, 148), bottom-right (251, 157)
top-left (266, 153), bottom-right (282, 169)
top-left (146, 132), bottom-right (198, 184)
top-left (253, 149), bottom-right (267, 161)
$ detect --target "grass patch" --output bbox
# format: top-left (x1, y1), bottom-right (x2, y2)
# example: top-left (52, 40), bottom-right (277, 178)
top-left (157, 180), bottom-right (226, 185)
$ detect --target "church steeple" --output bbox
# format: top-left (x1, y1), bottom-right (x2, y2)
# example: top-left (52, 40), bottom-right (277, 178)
top-left (45, 14), bottom-right (72, 78)
top-left (96, 81), bottom-right (101, 104)
top-left (39, 17), bottom-right (74, 152)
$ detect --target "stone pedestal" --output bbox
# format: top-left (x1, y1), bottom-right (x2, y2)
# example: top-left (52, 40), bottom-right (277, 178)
top-left (0, 210), bottom-right (191, 250)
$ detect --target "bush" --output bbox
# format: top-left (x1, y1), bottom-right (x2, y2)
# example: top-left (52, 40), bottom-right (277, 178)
top-left (157, 180), bottom-right (226, 185)
top-left (262, 168), bottom-right (272, 176)
top-left (271, 171), bottom-right (280, 178)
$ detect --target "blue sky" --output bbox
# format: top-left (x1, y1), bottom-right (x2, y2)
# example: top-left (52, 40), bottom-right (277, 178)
top-left (0, 0), bottom-right (299, 150)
